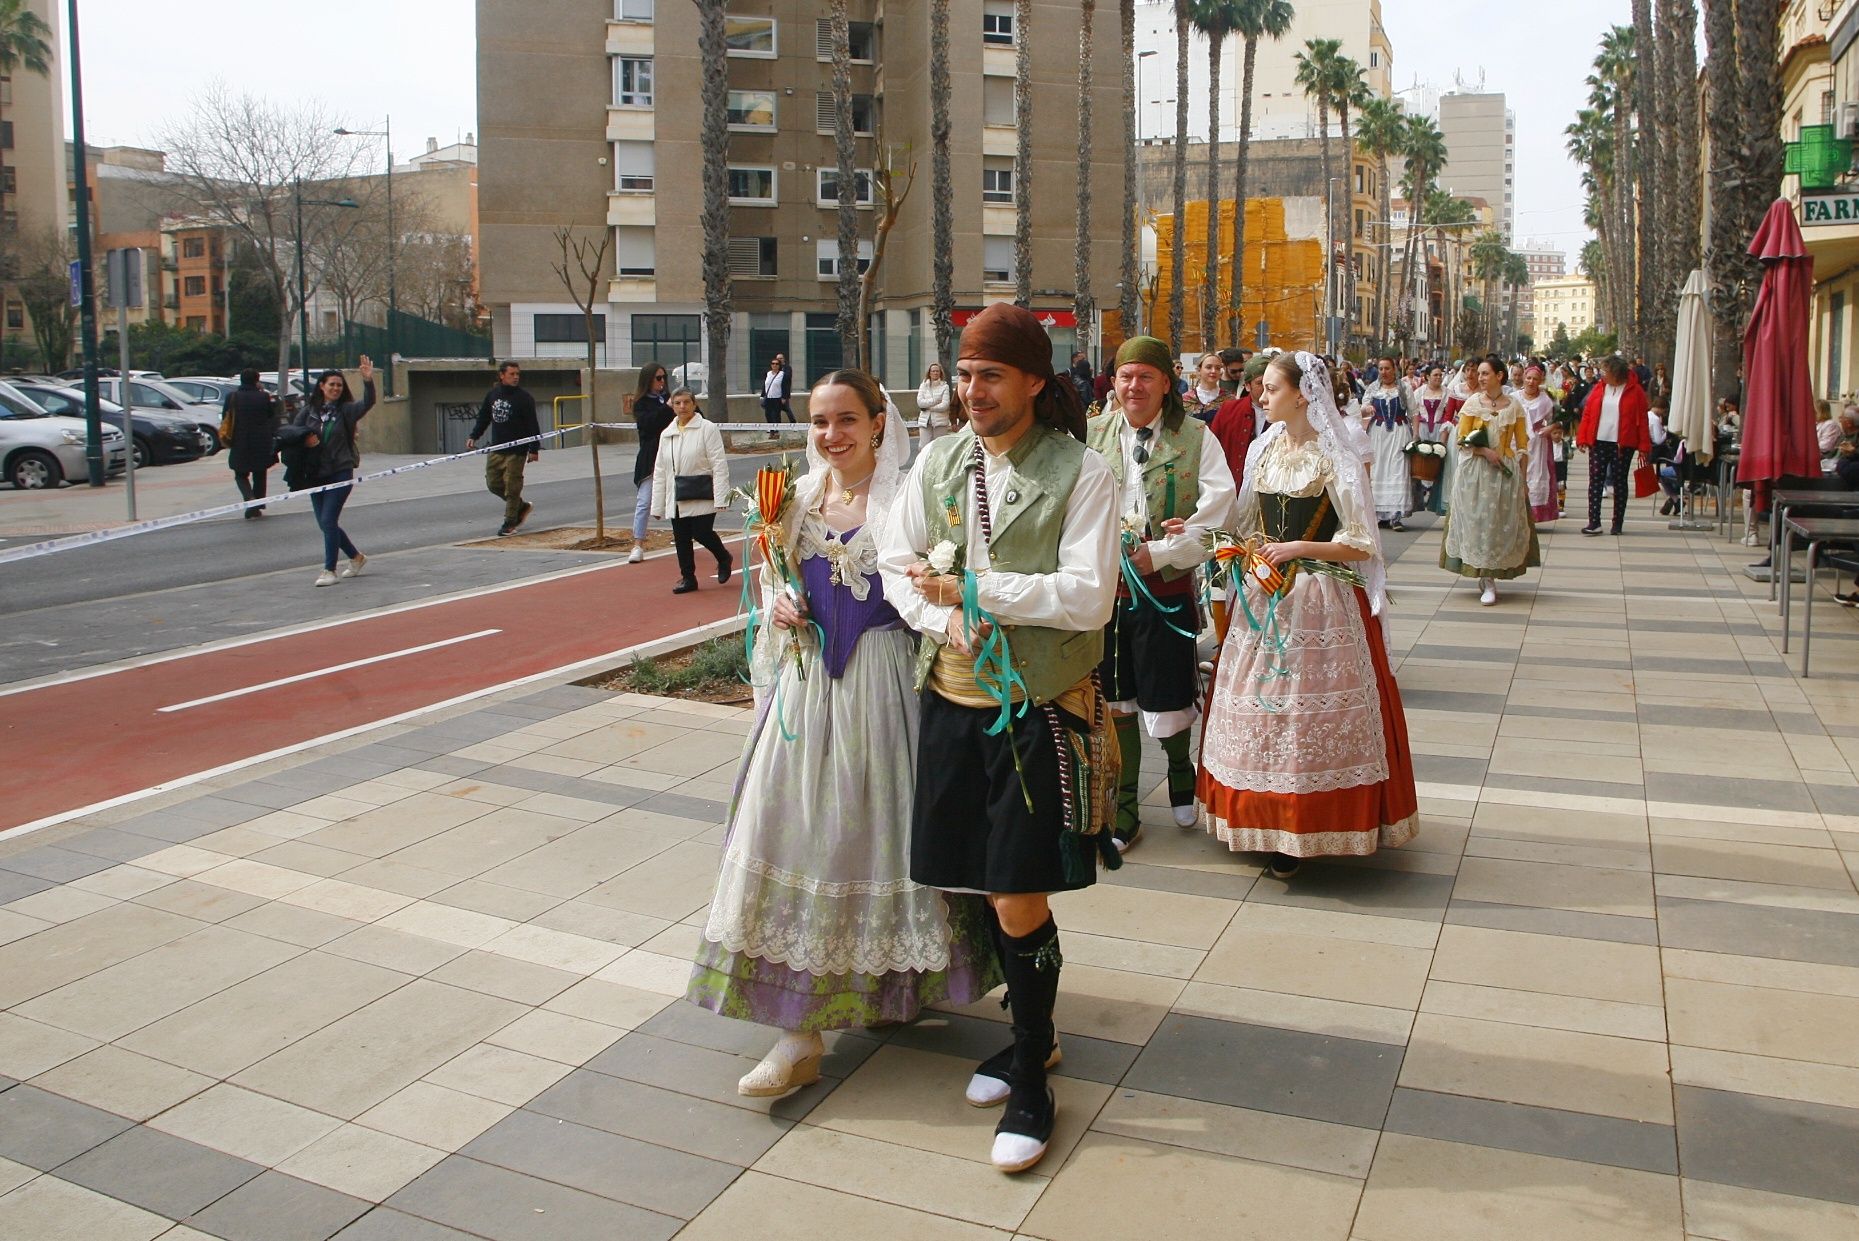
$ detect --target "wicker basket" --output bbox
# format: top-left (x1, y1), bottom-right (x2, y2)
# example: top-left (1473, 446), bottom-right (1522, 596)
top-left (1407, 450), bottom-right (1442, 482)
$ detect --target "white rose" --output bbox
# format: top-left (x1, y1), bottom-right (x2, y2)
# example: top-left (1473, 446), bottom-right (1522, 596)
top-left (927, 540), bottom-right (958, 575)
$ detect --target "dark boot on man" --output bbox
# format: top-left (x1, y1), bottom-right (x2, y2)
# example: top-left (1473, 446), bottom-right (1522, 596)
top-left (991, 917), bottom-right (1061, 1173)
top-left (1160, 729), bottom-right (1198, 827)
top-left (1111, 715), bottom-right (1142, 852)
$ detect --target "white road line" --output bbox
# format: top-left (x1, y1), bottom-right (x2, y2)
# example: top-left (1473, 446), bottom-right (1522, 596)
top-left (156, 629), bottom-right (503, 713)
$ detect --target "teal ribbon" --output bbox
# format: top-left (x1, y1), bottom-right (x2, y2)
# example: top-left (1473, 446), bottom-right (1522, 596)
top-left (962, 568), bottom-right (1028, 738)
top-left (1119, 546), bottom-right (1200, 639)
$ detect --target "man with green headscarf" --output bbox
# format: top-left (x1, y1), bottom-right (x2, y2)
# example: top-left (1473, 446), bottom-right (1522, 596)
top-left (1085, 336), bottom-right (1237, 850)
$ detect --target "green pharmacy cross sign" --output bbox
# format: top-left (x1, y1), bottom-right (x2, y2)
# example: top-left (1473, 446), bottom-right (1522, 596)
top-left (1786, 124), bottom-right (1853, 193)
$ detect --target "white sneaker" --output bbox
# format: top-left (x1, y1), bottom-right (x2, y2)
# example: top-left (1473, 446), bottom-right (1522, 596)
top-left (339, 553), bottom-right (366, 578)
top-left (1479, 579), bottom-right (1497, 607)
top-left (1172, 804), bottom-right (1199, 828)
top-left (314, 570), bottom-right (338, 587)
top-left (627, 545), bottom-right (645, 563)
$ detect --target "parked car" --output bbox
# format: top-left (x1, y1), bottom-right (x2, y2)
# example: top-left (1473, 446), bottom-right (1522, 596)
top-left (165, 376), bottom-right (241, 405)
top-left (54, 367), bottom-right (165, 382)
top-left (10, 382), bottom-right (210, 467)
top-left (0, 382), bottom-right (128, 488)
top-left (258, 371), bottom-right (309, 398)
top-left (95, 376), bottom-right (223, 456)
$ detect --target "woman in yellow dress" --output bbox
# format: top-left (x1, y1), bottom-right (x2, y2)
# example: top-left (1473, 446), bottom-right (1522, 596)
top-left (1439, 354), bottom-right (1540, 606)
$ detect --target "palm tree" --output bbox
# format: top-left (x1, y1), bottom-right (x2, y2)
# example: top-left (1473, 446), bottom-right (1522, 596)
top-left (1014, 0), bottom-right (1034, 304)
top-left (1356, 95), bottom-right (1404, 346)
top-left (0, 0), bottom-right (52, 280)
top-left (1565, 105), bottom-right (1618, 339)
top-left (1660, 0), bottom-right (1700, 298)
top-left (1593, 26), bottom-right (1635, 352)
top-left (1119, 0), bottom-right (1140, 337)
top-left (1074, 0), bottom-right (1096, 356)
top-left (1470, 230), bottom-right (1509, 352)
top-left (1502, 251), bottom-right (1530, 355)
top-left (1702, 0), bottom-right (1743, 399)
top-left (930, 0), bottom-right (955, 376)
top-left (1630, 0), bottom-right (1657, 361)
top-left (1185, 0), bottom-right (1242, 350)
top-left (1397, 114), bottom-right (1447, 346)
top-left (829, 0), bottom-right (861, 363)
top-left (1227, 0), bottom-right (1295, 344)
top-left (1736, 0), bottom-right (1785, 331)
top-left (1427, 193), bottom-right (1476, 351)
top-left (1293, 38), bottom-right (1343, 352)
top-left (1329, 55), bottom-right (1366, 352)
top-left (695, 0), bottom-right (731, 398)
top-left (1169, 3), bottom-right (1191, 350)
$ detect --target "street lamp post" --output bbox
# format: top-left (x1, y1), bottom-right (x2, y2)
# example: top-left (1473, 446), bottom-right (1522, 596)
top-left (1136, 49), bottom-right (1156, 142)
top-left (294, 178), bottom-right (362, 396)
top-left (66, 0), bottom-right (105, 485)
top-left (334, 119), bottom-right (394, 396)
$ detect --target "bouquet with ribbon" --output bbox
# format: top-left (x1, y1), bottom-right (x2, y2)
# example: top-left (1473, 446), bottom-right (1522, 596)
top-left (729, 462), bottom-right (809, 682)
top-left (1459, 426), bottom-right (1513, 477)
top-left (1212, 532), bottom-right (1293, 599)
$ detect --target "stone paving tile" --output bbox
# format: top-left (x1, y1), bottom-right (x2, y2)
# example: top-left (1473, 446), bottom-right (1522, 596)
top-left (387, 1156), bottom-right (682, 1241)
top-left (58, 1125), bottom-right (265, 1220)
top-left (1675, 1086), bottom-right (1859, 1206)
top-left (0, 1174), bottom-right (173, 1241)
top-left (0, 1084), bottom-right (135, 1171)
top-left (461, 1107), bottom-right (737, 1218)
top-left (1384, 1086), bottom-right (1678, 1175)
top-left (185, 1169), bottom-right (370, 1241)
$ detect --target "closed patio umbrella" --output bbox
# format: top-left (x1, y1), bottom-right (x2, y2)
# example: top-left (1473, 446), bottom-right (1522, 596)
top-left (1736, 199), bottom-right (1822, 493)
top-left (1670, 269), bottom-right (1713, 464)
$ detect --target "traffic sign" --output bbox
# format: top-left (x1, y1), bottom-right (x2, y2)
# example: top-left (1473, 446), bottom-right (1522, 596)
top-left (69, 260), bottom-right (82, 307)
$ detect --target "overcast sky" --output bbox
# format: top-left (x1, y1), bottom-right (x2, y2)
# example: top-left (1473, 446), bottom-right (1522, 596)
top-left (67, 0), bottom-right (479, 164)
top-left (67, 0), bottom-right (1617, 264)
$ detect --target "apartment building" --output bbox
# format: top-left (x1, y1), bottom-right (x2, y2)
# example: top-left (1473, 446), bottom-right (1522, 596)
top-left (478, 0), bottom-right (1130, 392)
top-left (0, 0), bottom-right (68, 367)
top-left (1437, 90), bottom-right (1515, 241)
top-left (1533, 275), bottom-right (1596, 340)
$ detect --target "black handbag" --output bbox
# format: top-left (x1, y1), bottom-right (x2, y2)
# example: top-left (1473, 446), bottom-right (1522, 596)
top-left (674, 474), bottom-right (711, 503)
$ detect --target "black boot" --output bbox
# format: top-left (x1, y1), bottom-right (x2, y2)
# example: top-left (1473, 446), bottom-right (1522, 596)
top-left (991, 917), bottom-right (1061, 1173)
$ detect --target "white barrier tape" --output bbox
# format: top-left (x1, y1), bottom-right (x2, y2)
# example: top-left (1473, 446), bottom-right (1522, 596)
top-left (0, 429), bottom-right (575, 567)
top-left (578, 420), bottom-right (925, 431)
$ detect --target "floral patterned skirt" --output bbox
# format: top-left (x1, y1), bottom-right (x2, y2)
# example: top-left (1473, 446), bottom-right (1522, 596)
top-left (1197, 575), bottom-right (1418, 858)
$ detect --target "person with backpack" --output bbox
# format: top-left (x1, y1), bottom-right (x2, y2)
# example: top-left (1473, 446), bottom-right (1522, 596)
top-left (222, 368), bottom-right (280, 517)
top-left (291, 357), bottom-right (377, 586)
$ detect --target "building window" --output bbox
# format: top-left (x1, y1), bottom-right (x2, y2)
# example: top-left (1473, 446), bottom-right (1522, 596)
top-left (0, 121), bottom-right (11, 150)
top-left (727, 166), bottom-right (776, 204)
top-left (614, 225), bottom-right (655, 276)
top-left (983, 76), bottom-right (1015, 127)
top-left (983, 236), bottom-right (1013, 284)
top-left (982, 158), bottom-right (1014, 204)
top-left (982, 1), bottom-right (1014, 45)
top-left (614, 140), bottom-right (654, 192)
top-left (4, 302), bottom-right (20, 330)
top-left (814, 18), bottom-right (875, 62)
top-left (614, 56), bottom-right (653, 107)
top-left (0, 167), bottom-right (13, 194)
top-left (183, 276), bottom-right (206, 296)
top-left (816, 167), bottom-right (873, 206)
top-left (186, 316), bottom-right (207, 330)
top-left (725, 16), bottom-right (776, 57)
top-left (181, 236), bottom-right (206, 258)
top-left (815, 239), bottom-right (872, 279)
top-left (536, 312), bottom-right (608, 363)
top-left (1370, 51), bottom-right (1379, 68)
top-left (815, 92), bottom-right (876, 135)
top-left (726, 89), bottom-right (777, 130)
top-left (615, 0), bottom-right (653, 20)
top-left (633, 312), bottom-right (700, 372)
top-left (727, 236), bottom-right (777, 277)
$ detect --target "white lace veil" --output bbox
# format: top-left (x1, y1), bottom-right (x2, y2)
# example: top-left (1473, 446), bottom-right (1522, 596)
top-left (747, 388), bottom-right (910, 692)
top-left (1286, 351), bottom-right (1391, 633)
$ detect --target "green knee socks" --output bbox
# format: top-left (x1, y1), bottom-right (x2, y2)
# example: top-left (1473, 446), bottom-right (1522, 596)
top-left (1159, 729), bottom-right (1195, 806)
top-left (1114, 714), bottom-right (1141, 833)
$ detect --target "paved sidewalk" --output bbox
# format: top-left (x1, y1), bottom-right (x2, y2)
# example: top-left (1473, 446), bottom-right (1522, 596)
top-left (3, 493), bottom-right (1859, 1239)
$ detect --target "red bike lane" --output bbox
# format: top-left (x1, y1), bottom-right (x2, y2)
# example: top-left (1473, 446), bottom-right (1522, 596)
top-left (0, 555), bottom-right (743, 834)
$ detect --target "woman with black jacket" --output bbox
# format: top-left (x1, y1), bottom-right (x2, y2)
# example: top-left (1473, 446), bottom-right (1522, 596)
top-left (293, 356), bottom-right (377, 586)
top-left (630, 362), bottom-right (674, 564)
top-left (223, 368), bottom-right (281, 517)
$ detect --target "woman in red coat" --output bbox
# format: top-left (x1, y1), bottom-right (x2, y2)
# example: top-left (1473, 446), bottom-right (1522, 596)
top-left (1576, 355), bottom-right (1654, 536)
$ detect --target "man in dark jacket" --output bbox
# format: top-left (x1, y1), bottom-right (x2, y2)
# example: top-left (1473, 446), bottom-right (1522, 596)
top-left (468, 360), bottom-right (542, 535)
top-left (223, 368), bottom-right (280, 517)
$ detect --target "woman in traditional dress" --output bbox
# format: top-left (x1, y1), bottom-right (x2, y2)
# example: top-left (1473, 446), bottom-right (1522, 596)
top-left (688, 369), bottom-right (999, 1096)
top-left (1440, 355), bottom-right (1541, 606)
top-left (1518, 365), bottom-right (1560, 526)
top-left (1197, 351), bottom-right (1419, 881)
top-left (1412, 364), bottom-right (1457, 512)
top-left (1361, 355), bottom-right (1415, 532)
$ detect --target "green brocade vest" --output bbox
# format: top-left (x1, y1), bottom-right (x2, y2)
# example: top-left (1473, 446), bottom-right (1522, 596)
top-left (1084, 410), bottom-right (1204, 582)
top-left (912, 424), bottom-right (1104, 706)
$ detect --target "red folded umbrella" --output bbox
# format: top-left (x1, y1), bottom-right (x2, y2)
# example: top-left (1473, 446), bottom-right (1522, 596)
top-left (1736, 199), bottom-right (1822, 488)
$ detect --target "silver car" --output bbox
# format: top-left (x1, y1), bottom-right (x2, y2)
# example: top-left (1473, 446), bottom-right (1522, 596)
top-left (97, 376), bottom-right (224, 456)
top-left (0, 381), bottom-right (128, 488)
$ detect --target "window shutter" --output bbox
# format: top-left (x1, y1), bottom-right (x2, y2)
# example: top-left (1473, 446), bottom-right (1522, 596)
top-left (816, 91), bottom-right (835, 132)
top-left (727, 237), bottom-right (762, 276)
top-left (816, 18), bottom-right (833, 58)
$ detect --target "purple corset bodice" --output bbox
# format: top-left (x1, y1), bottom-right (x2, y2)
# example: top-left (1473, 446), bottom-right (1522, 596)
top-left (798, 528), bottom-right (903, 678)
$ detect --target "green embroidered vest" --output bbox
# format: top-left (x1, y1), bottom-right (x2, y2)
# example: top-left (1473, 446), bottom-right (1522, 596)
top-left (1085, 409), bottom-right (1204, 581)
top-left (912, 423), bottom-right (1104, 705)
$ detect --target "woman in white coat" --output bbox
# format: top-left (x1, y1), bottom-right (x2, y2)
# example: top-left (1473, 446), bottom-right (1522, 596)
top-left (652, 387), bottom-right (734, 594)
top-left (916, 363), bottom-right (953, 443)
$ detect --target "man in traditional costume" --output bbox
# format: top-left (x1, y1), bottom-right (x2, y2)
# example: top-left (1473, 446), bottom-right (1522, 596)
top-left (1085, 336), bottom-right (1235, 849)
top-left (878, 303), bottom-right (1120, 1175)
